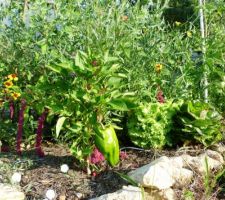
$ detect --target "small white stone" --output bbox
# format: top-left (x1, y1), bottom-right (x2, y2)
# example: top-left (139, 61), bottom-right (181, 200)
top-left (60, 164), bottom-right (69, 173)
top-left (11, 172), bottom-right (22, 183)
top-left (46, 189), bottom-right (56, 200)
top-left (76, 192), bottom-right (83, 199)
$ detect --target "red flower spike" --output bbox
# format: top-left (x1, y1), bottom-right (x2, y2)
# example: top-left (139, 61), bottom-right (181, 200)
top-left (156, 88), bottom-right (165, 104)
top-left (35, 109), bottom-right (48, 157)
top-left (89, 148), bottom-right (105, 164)
top-left (9, 101), bottom-right (14, 120)
top-left (91, 60), bottom-right (98, 67)
top-left (1, 146), bottom-right (10, 152)
top-left (120, 151), bottom-right (128, 160)
top-left (16, 99), bottom-right (26, 155)
top-left (92, 171), bottom-right (97, 177)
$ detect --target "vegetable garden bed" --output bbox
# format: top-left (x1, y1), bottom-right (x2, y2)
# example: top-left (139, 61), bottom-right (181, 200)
top-left (0, 0), bottom-right (224, 199)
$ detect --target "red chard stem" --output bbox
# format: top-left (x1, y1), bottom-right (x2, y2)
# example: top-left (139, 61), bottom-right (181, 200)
top-left (35, 109), bottom-right (48, 157)
top-left (9, 101), bottom-right (15, 120)
top-left (16, 99), bottom-right (26, 155)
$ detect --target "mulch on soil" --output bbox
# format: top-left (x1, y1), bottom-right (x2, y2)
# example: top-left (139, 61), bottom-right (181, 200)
top-left (0, 143), bottom-right (224, 200)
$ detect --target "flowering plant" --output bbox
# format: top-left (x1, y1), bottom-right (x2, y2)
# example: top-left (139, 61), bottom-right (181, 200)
top-left (1, 73), bottom-right (21, 103)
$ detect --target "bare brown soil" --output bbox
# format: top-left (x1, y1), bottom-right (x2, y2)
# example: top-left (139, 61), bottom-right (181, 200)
top-left (0, 143), bottom-right (225, 200)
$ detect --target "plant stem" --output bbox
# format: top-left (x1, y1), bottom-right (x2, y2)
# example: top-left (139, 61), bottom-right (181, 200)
top-left (16, 99), bottom-right (26, 155)
top-left (35, 109), bottom-right (48, 157)
top-left (9, 101), bottom-right (14, 120)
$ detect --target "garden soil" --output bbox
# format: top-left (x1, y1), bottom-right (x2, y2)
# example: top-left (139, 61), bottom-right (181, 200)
top-left (0, 143), bottom-right (224, 200)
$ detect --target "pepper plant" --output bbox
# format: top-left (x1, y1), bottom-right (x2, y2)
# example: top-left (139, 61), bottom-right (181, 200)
top-left (26, 50), bottom-right (136, 165)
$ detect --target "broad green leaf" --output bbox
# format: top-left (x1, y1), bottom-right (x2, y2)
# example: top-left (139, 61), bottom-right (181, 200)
top-left (57, 62), bottom-right (73, 71)
top-left (41, 44), bottom-right (47, 54)
top-left (75, 52), bottom-right (85, 70)
top-left (46, 65), bottom-right (62, 74)
top-left (108, 99), bottom-right (129, 111)
top-left (107, 77), bottom-right (122, 86)
top-left (56, 117), bottom-right (66, 138)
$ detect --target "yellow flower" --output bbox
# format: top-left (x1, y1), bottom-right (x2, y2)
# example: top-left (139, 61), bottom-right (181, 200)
top-left (175, 21), bottom-right (181, 26)
top-left (7, 74), bottom-right (18, 81)
top-left (11, 92), bottom-right (21, 100)
top-left (2, 89), bottom-right (9, 93)
top-left (4, 80), bottom-right (13, 88)
top-left (155, 63), bottom-right (163, 73)
top-left (186, 31), bottom-right (192, 38)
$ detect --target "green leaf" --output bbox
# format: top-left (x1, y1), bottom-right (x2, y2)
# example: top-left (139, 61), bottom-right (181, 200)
top-left (41, 44), bottom-right (47, 54)
top-left (115, 172), bottom-right (139, 187)
top-left (107, 77), bottom-right (122, 86)
top-left (75, 51), bottom-right (85, 70)
top-left (108, 99), bottom-right (129, 111)
top-left (57, 61), bottom-right (73, 71)
top-left (56, 117), bottom-right (67, 138)
top-left (46, 65), bottom-right (62, 74)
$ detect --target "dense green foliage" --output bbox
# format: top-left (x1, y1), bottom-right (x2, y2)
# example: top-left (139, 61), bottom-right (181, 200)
top-left (172, 101), bottom-right (223, 146)
top-left (0, 0), bottom-right (224, 164)
top-left (127, 100), bottom-right (223, 148)
top-left (127, 101), bottom-right (182, 148)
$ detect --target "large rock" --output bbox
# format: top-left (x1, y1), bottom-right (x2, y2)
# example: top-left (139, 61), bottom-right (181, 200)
top-left (180, 150), bottom-right (224, 174)
top-left (128, 156), bottom-right (175, 189)
top-left (203, 150), bottom-right (224, 163)
top-left (0, 184), bottom-right (25, 200)
top-left (170, 167), bottom-right (193, 188)
top-left (212, 143), bottom-right (225, 155)
top-left (128, 156), bottom-right (193, 190)
top-left (91, 149), bottom-right (224, 200)
top-left (145, 188), bottom-right (177, 200)
top-left (90, 185), bottom-right (177, 200)
top-left (90, 185), bottom-right (146, 200)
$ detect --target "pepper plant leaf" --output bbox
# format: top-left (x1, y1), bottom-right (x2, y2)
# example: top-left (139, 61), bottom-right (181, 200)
top-left (56, 117), bottom-right (67, 138)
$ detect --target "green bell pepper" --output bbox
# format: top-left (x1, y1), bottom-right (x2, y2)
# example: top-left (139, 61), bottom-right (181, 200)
top-left (94, 125), bottom-right (119, 166)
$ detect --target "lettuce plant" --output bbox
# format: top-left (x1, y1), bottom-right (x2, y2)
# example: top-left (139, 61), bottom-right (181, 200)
top-left (172, 101), bottom-right (223, 146)
top-left (127, 101), bottom-right (182, 149)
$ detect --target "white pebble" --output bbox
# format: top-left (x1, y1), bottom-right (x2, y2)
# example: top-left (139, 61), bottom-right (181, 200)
top-left (46, 189), bottom-right (56, 200)
top-left (76, 192), bottom-right (83, 199)
top-left (60, 164), bottom-right (69, 173)
top-left (11, 172), bottom-right (21, 183)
